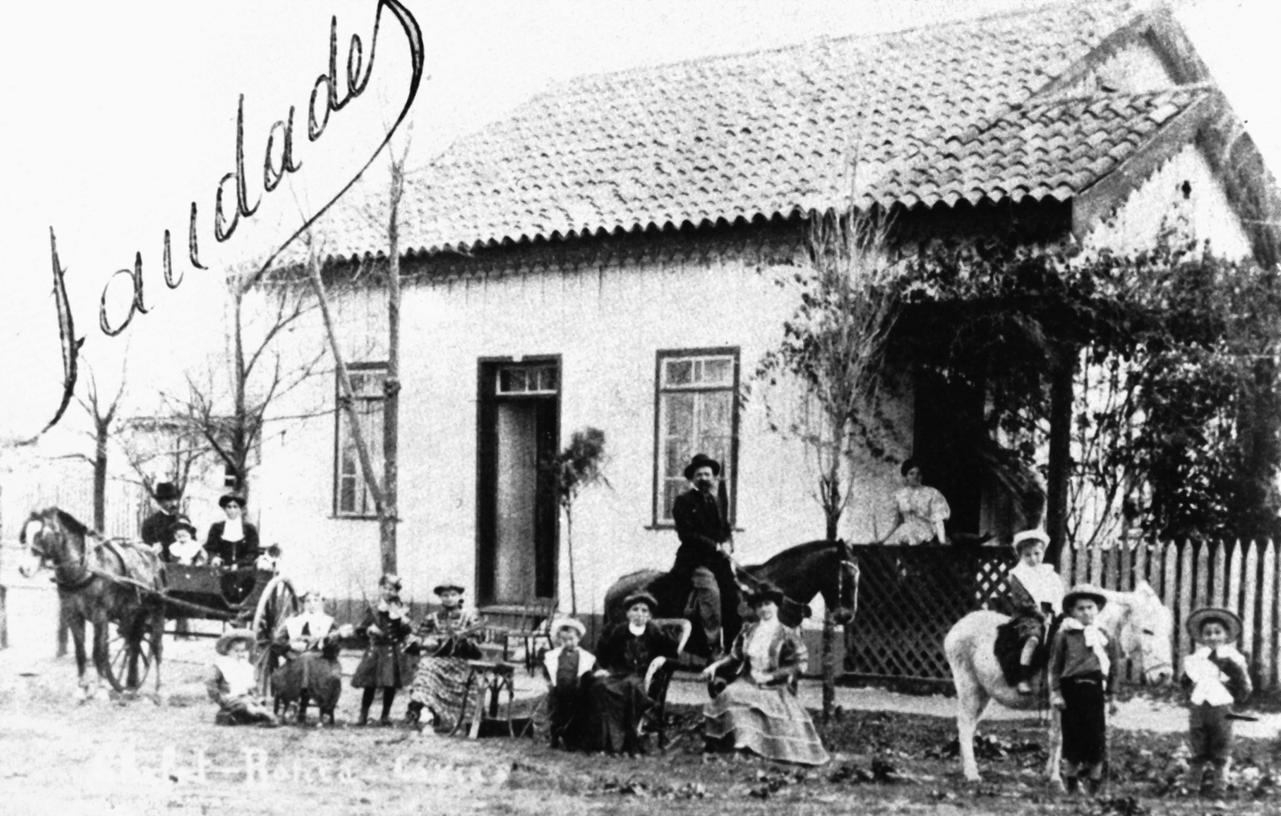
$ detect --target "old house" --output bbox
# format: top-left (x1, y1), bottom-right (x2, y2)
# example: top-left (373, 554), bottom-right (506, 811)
top-left (251, 0), bottom-right (1275, 632)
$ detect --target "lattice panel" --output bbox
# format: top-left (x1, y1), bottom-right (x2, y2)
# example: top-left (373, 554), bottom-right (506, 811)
top-left (844, 545), bottom-right (1013, 682)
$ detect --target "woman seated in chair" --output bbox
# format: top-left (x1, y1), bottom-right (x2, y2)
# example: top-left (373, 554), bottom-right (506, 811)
top-left (582, 591), bottom-right (679, 755)
top-left (701, 582), bottom-right (830, 766)
top-left (404, 579), bottom-right (484, 734)
top-left (271, 589), bottom-right (350, 726)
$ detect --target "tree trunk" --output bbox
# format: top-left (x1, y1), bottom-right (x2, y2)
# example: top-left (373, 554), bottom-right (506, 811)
top-left (93, 419), bottom-right (108, 531)
top-left (822, 462), bottom-right (840, 723)
top-left (1045, 348), bottom-right (1075, 566)
top-left (232, 284), bottom-right (248, 495)
top-left (381, 162), bottom-right (404, 575)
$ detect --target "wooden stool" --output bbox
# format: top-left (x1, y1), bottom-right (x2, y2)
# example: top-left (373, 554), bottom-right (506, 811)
top-left (451, 660), bottom-right (516, 738)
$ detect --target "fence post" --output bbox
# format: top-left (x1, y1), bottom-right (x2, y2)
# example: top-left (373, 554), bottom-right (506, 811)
top-left (1212, 541), bottom-right (1228, 609)
top-left (1262, 540), bottom-right (1277, 689)
top-left (1178, 541), bottom-right (1195, 664)
top-left (1242, 541), bottom-right (1259, 679)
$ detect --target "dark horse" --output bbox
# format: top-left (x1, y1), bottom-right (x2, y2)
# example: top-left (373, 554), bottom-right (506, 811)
top-left (603, 540), bottom-right (859, 657)
top-left (19, 507), bottom-right (166, 699)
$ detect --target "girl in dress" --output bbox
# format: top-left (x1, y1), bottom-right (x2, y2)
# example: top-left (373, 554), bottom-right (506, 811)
top-left (271, 590), bottom-right (351, 725)
top-left (352, 574), bottom-right (413, 726)
top-left (1005, 529), bottom-right (1064, 694)
top-left (701, 582), bottom-right (829, 766)
top-left (404, 580), bottom-right (485, 734)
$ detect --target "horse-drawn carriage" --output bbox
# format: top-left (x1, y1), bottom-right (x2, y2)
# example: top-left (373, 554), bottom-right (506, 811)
top-left (19, 507), bottom-right (299, 696)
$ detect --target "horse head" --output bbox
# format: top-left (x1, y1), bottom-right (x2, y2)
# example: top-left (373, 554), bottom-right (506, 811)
top-left (1110, 580), bottom-right (1174, 686)
top-left (18, 507), bottom-right (88, 580)
top-left (825, 540), bottom-right (859, 626)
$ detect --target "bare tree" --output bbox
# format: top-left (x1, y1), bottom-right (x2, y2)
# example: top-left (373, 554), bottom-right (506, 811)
top-left (754, 204), bottom-right (901, 722)
top-left (65, 360), bottom-right (129, 531)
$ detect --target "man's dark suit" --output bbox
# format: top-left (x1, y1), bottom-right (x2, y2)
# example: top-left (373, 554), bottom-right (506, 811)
top-left (670, 488), bottom-right (740, 654)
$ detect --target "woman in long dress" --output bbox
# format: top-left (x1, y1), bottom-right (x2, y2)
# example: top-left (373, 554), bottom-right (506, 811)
top-left (583, 591), bottom-right (679, 754)
top-left (271, 590), bottom-right (350, 725)
top-left (404, 580), bottom-right (484, 734)
top-left (701, 582), bottom-right (830, 766)
top-left (881, 458), bottom-right (950, 545)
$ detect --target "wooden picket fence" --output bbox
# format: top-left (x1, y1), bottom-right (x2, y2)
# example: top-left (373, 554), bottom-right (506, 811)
top-left (842, 539), bottom-right (1281, 692)
top-left (1059, 537), bottom-right (1281, 691)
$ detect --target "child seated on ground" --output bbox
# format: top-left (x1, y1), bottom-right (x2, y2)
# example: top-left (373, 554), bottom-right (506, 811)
top-left (542, 617), bottom-right (595, 750)
top-left (206, 629), bottom-right (278, 726)
top-left (1181, 607), bottom-right (1253, 797)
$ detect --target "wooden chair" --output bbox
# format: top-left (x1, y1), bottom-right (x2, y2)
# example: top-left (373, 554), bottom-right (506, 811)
top-left (482, 596), bottom-right (558, 674)
top-left (642, 618), bottom-right (693, 749)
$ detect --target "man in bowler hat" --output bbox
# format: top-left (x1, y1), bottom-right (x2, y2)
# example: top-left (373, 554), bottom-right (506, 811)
top-left (140, 481), bottom-right (183, 562)
top-left (670, 453), bottom-right (741, 659)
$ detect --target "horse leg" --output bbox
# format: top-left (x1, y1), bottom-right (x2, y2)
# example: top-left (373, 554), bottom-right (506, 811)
top-left (69, 615), bottom-right (90, 702)
top-left (91, 614), bottom-right (111, 698)
top-left (956, 679), bottom-right (990, 782)
top-left (150, 610), bottom-right (164, 700)
top-left (1047, 707), bottom-right (1065, 791)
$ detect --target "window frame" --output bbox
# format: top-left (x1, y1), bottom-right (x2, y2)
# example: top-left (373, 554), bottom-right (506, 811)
top-left (651, 346), bottom-right (741, 528)
top-left (333, 361), bottom-right (387, 519)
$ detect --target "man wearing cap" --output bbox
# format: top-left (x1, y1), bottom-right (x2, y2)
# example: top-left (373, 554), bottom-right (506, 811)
top-left (670, 453), bottom-right (740, 659)
top-left (140, 482), bottom-right (183, 562)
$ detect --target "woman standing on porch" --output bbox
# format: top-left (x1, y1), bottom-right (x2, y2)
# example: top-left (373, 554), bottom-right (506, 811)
top-left (880, 458), bottom-right (950, 545)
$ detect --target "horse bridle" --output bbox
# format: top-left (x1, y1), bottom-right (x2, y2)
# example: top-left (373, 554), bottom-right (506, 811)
top-left (27, 513), bottom-right (95, 590)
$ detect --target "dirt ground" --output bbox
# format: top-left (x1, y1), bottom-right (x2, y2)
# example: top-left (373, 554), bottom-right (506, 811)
top-left (3, 581), bottom-right (1281, 816)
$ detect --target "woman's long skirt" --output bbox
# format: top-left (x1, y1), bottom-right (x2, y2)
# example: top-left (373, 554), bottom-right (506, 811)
top-left (583, 673), bottom-right (651, 754)
top-left (408, 656), bottom-right (474, 732)
top-left (1060, 673), bottom-right (1107, 765)
top-left (703, 681), bottom-right (830, 766)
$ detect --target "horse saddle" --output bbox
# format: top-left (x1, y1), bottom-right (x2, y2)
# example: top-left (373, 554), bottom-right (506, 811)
top-left (993, 616), bottom-right (1061, 689)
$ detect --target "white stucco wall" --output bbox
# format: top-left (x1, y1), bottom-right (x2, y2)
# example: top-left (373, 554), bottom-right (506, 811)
top-left (252, 240), bottom-right (913, 617)
top-left (1082, 142), bottom-right (1253, 260)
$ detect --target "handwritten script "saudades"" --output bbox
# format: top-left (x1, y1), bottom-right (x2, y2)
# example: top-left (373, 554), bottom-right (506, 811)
top-left (42, 0), bottom-right (424, 432)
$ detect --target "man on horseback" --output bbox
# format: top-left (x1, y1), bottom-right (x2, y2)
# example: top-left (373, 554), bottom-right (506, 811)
top-left (670, 453), bottom-right (741, 660)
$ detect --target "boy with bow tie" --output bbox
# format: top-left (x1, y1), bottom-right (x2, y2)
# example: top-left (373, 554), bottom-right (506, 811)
top-left (542, 617), bottom-right (596, 749)
top-left (1181, 607), bottom-right (1253, 796)
top-left (1049, 584), bottom-right (1119, 796)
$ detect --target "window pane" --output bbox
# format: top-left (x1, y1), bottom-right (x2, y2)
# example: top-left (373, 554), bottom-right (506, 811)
top-left (701, 357), bottom-right (733, 386)
top-left (538, 366), bottom-right (558, 391)
top-left (336, 364), bottom-right (387, 516)
top-left (664, 359), bottom-right (693, 387)
top-left (664, 392), bottom-right (694, 436)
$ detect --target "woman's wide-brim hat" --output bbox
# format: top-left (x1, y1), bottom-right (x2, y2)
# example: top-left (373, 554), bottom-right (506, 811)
top-left (215, 628), bottom-right (256, 655)
top-left (1186, 607), bottom-right (1242, 642)
top-left (551, 617), bottom-right (586, 638)
top-left (748, 581), bottom-right (786, 607)
top-left (218, 492), bottom-right (246, 509)
top-left (683, 453), bottom-right (721, 481)
top-left (1012, 528), bottom-right (1050, 553)
top-left (433, 580), bottom-right (466, 595)
top-left (622, 591), bottom-right (659, 614)
top-left (1063, 583), bottom-right (1108, 611)
top-left (155, 481), bottom-right (179, 502)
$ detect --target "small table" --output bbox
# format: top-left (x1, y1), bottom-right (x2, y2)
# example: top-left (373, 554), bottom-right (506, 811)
top-left (451, 660), bottom-right (517, 738)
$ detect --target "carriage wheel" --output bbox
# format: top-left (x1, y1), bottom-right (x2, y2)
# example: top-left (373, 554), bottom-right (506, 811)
top-left (250, 575), bottom-right (299, 696)
top-left (104, 619), bottom-right (155, 693)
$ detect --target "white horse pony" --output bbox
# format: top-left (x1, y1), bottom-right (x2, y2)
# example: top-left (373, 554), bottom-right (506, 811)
top-left (943, 581), bottom-right (1174, 786)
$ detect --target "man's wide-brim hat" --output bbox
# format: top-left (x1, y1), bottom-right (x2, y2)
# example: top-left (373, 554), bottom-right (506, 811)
top-left (748, 581), bottom-right (786, 607)
top-left (1012, 528), bottom-right (1050, 553)
top-left (215, 628), bottom-right (256, 655)
top-left (433, 580), bottom-right (466, 595)
top-left (218, 492), bottom-right (246, 509)
top-left (155, 481), bottom-right (179, 502)
top-left (1186, 607), bottom-right (1242, 642)
top-left (551, 617), bottom-right (587, 638)
top-left (683, 453), bottom-right (721, 481)
top-left (622, 591), bottom-right (659, 614)
top-left (1063, 583), bottom-right (1108, 611)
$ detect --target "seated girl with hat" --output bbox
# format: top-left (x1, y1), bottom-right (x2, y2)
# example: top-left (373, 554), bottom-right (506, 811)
top-left (206, 629), bottom-right (278, 726)
top-left (701, 582), bottom-right (829, 766)
top-left (404, 579), bottom-right (485, 734)
top-left (270, 590), bottom-right (353, 726)
top-left (1005, 529), bottom-right (1064, 694)
top-left (542, 617), bottom-right (596, 750)
top-left (166, 518), bottom-right (205, 566)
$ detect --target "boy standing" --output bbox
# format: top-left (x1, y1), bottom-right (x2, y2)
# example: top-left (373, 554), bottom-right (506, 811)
top-left (1181, 607), bottom-right (1252, 796)
top-left (1049, 584), bottom-right (1119, 796)
top-left (542, 617), bottom-right (596, 749)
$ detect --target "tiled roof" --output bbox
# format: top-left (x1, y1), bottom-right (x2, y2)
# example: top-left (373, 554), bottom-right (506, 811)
top-left (321, 0), bottom-right (1208, 260)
